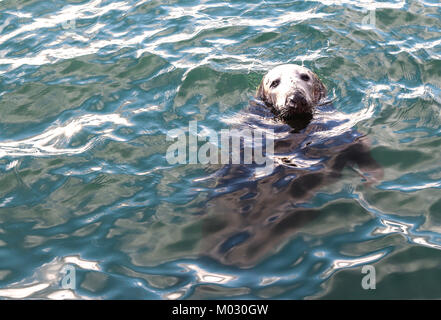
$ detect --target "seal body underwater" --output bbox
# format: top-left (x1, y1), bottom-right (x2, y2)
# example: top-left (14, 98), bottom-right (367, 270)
top-left (199, 64), bottom-right (383, 267)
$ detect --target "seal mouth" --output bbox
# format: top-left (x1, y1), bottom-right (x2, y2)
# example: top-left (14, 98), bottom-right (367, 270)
top-left (279, 91), bottom-right (312, 119)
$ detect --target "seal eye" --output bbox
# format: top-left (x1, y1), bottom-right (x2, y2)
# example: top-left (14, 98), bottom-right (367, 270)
top-left (270, 79), bottom-right (280, 89)
top-left (300, 74), bottom-right (310, 81)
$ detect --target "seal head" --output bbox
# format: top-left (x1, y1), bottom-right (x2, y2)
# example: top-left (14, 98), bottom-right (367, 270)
top-left (257, 64), bottom-right (327, 121)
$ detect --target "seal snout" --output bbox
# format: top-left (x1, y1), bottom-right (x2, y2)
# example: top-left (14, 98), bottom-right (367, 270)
top-left (286, 90), bottom-right (309, 112)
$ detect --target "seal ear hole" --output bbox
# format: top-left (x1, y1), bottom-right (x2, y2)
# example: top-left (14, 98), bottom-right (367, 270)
top-left (300, 73), bottom-right (310, 81)
top-left (270, 78), bottom-right (280, 88)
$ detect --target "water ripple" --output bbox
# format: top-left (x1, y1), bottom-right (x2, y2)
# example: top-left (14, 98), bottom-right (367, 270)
top-left (0, 0), bottom-right (441, 299)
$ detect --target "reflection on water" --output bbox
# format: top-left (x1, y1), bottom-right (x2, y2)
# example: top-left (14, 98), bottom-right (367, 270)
top-left (0, 0), bottom-right (441, 299)
top-left (0, 113), bottom-right (131, 157)
top-left (0, 255), bottom-right (99, 299)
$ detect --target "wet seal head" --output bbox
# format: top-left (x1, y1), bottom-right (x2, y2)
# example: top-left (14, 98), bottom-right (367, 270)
top-left (257, 64), bottom-right (327, 123)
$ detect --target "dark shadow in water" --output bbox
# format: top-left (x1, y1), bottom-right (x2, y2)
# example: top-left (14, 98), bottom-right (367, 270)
top-left (284, 113), bottom-right (313, 133)
top-left (197, 103), bottom-right (383, 268)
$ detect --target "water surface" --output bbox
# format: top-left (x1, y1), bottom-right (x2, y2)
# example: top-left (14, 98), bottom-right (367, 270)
top-left (0, 0), bottom-right (441, 299)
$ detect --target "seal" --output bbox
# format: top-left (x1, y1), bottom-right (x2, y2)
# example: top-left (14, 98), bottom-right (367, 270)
top-left (191, 64), bottom-right (384, 267)
top-left (257, 64), bottom-right (327, 121)
top-left (150, 64), bottom-right (383, 268)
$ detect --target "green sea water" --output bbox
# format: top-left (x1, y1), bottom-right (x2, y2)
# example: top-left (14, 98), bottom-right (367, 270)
top-left (0, 0), bottom-right (440, 299)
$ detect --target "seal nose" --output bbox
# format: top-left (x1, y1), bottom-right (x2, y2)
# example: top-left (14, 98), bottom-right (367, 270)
top-left (287, 91), bottom-right (307, 108)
